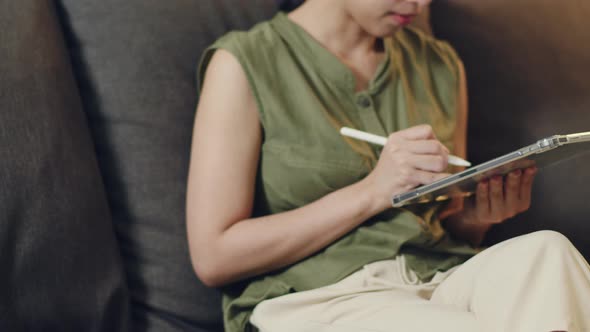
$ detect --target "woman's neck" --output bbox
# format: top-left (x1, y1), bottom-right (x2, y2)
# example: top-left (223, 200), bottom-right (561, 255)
top-left (288, 1), bottom-right (381, 60)
top-left (288, 1), bottom-right (387, 91)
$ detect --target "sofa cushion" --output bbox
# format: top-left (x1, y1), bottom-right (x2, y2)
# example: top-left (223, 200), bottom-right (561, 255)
top-left (55, 1), bottom-right (277, 331)
top-left (0, 0), bottom-right (128, 330)
top-left (431, 0), bottom-right (590, 258)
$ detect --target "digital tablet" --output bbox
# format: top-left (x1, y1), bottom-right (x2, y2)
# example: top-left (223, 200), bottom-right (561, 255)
top-left (391, 132), bottom-right (590, 207)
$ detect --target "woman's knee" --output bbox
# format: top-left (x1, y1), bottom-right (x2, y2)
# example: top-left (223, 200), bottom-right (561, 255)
top-left (517, 230), bottom-right (575, 257)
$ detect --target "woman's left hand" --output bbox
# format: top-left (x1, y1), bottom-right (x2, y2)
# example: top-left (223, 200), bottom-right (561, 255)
top-left (466, 166), bottom-right (538, 225)
top-left (440, 166), bottom-right (538, 246)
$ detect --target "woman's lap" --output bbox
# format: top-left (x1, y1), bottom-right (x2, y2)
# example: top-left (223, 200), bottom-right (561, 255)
top-left (252, 231), bottom-right (590, 332)
top-left (251, 256), bottom-right (477, 332)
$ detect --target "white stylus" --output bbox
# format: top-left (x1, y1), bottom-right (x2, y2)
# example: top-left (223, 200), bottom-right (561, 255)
top-left (340, 127), bottom-right (472, 167)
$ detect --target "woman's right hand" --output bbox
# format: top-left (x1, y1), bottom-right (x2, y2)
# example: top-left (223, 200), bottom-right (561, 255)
top-left (362, 124), bottom-right (452, 212)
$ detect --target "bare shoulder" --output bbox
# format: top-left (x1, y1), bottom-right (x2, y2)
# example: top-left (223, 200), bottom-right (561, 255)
top-left (201, 49), bottom-right (250, 97)
top-left (194, 46), bottom-right (260, 154)
top-left (197, 47), bottom-right (260, 128)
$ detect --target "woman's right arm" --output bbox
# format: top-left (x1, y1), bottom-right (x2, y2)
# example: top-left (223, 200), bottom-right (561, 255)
top-left (186, 50), bottom-right (450, 288)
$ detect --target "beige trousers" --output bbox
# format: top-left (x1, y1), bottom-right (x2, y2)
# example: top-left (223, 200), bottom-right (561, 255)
top-left (251, 231), bottom-right (590, 332)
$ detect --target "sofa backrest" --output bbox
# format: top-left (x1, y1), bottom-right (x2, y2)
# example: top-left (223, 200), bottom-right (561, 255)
top-left (0, 0), bottom-right (128, 330)
top-left (55, 1), bottom-right (277, 330)
top-left (431, 0), bottom-right (590, 256)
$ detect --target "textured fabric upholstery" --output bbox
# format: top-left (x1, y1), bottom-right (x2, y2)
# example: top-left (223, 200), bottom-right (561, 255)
top-left (0, 0), bottom-right (128, 330)
top-left (55, 1), bottom-right (276, 330)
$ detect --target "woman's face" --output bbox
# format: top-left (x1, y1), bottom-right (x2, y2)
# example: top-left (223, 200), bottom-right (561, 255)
top-left (343, 0), bottom-right (432, 37)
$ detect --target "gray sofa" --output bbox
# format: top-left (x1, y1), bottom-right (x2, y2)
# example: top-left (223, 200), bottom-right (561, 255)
top-left (1, 0), bottom-right (588, 331)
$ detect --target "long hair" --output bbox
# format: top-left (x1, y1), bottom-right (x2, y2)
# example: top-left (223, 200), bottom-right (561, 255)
top-left (277, 0), bottom-right (305, 11)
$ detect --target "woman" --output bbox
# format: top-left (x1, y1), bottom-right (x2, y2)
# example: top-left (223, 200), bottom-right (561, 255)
top-left (186, 0), bottom-right (590, 331)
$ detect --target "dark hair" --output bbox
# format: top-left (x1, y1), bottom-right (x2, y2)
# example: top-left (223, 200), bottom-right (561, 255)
top-left (277, 0), bottom-right (305, 11)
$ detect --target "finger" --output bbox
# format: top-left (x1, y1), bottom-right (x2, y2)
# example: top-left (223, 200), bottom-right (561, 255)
top-left (489, 175), bottom-right (505, 222)
top-left (504, 169), bottom-right (522, 217)
top-left (410, 154), bottom-right (448, 172)
top-left (475, 180), bottom-right (490, 220)
top-left (397, 124), bottom-right (437, 140)
top-left (518, 166), bottom-right (537, 212)
top-left (405, 140), bottom-right (450, 156)
top-left (396, 169), bottom-right (449, 193)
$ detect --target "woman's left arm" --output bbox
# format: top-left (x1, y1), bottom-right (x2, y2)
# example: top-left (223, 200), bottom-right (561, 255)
top-left (440, 61), bottom-right (537, 247)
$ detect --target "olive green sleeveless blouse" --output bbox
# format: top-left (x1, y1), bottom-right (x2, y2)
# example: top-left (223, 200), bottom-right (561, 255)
top-left (198, 12), bottom-right (479, 332)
